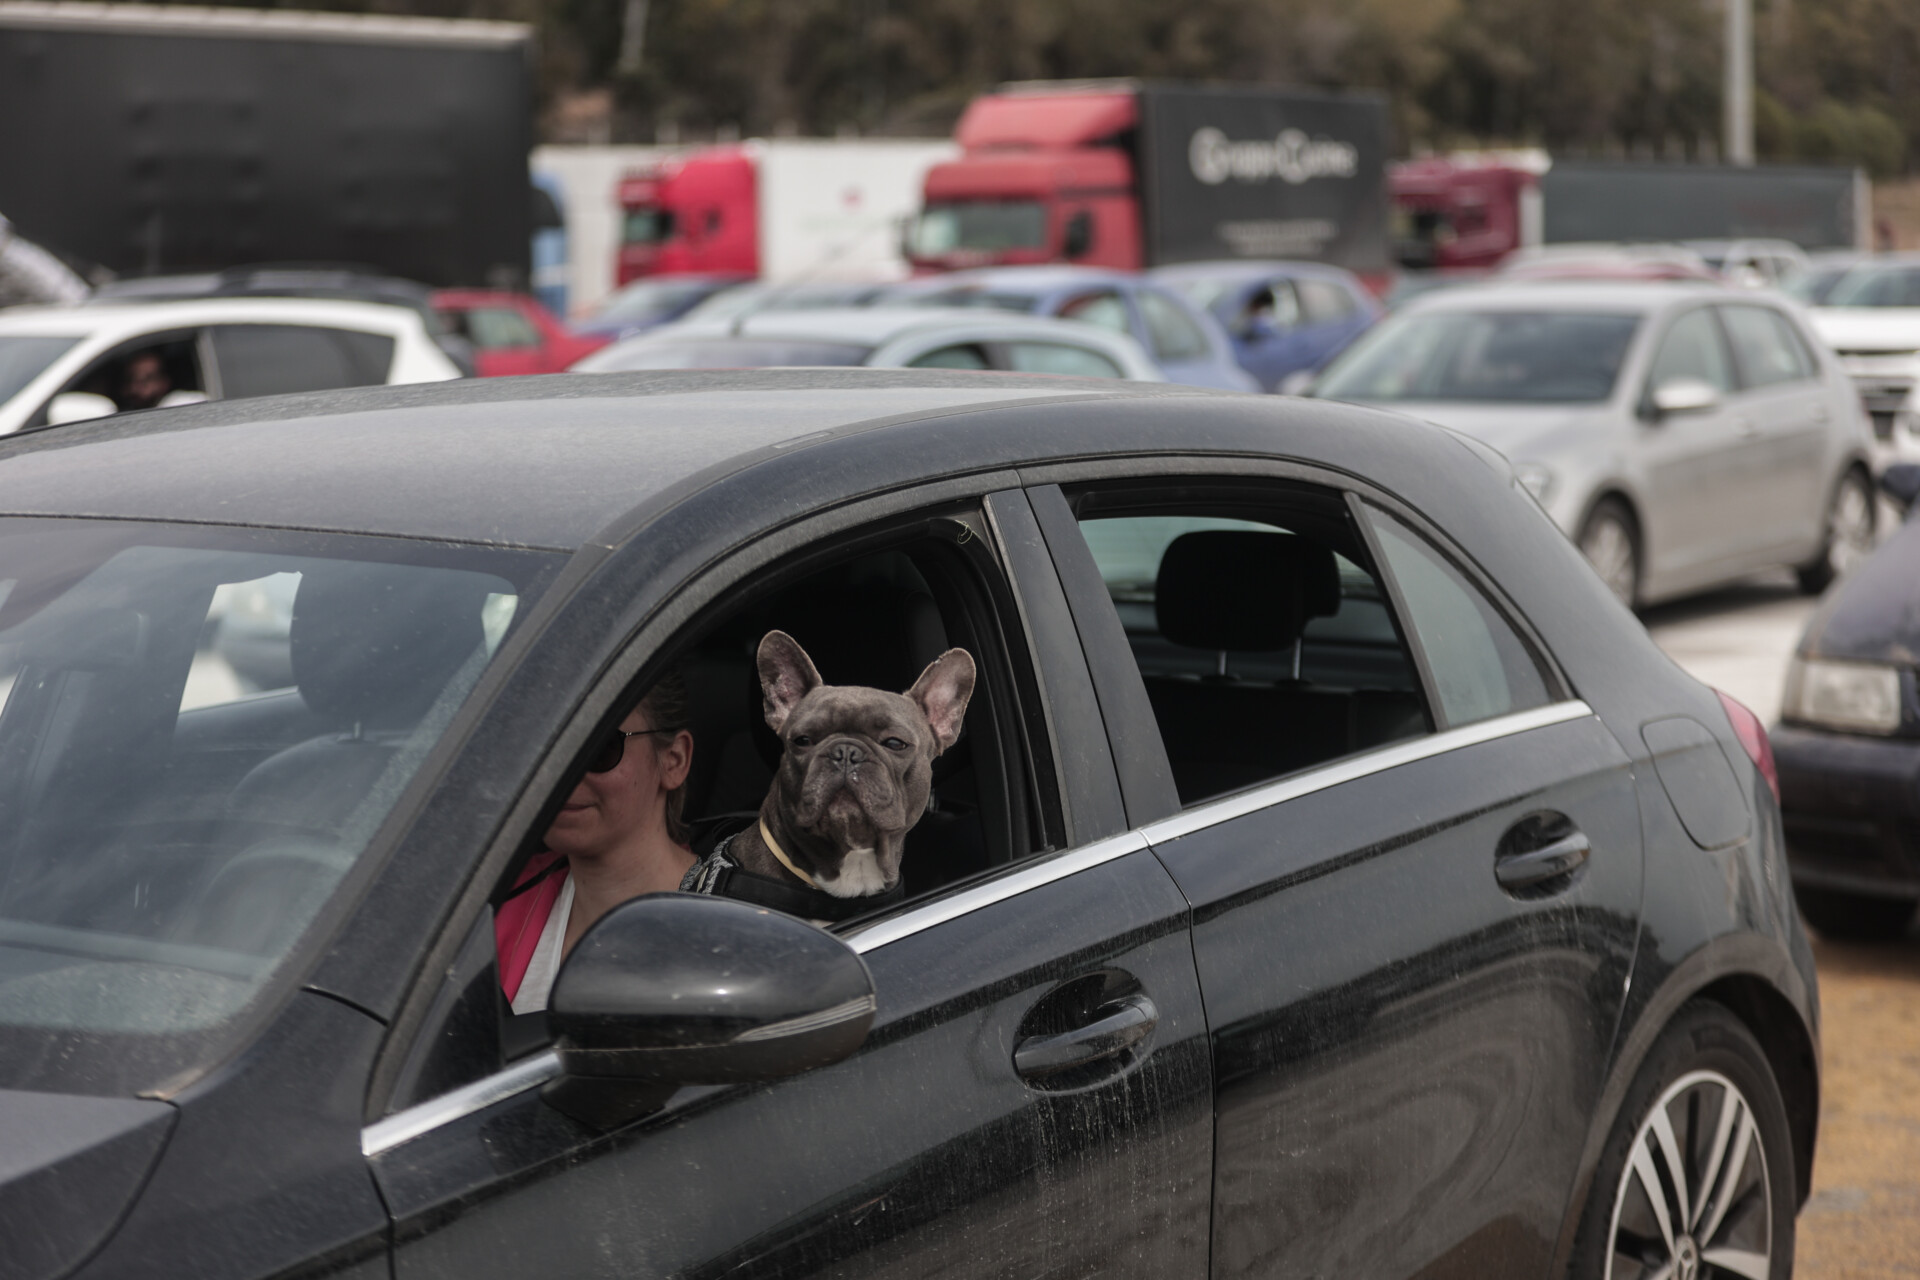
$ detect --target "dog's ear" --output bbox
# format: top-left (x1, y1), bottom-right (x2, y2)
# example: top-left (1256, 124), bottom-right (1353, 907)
top-left (906, 648), bottom-right (975, 755)
top-left (757, 630), bottom-right (823, 735)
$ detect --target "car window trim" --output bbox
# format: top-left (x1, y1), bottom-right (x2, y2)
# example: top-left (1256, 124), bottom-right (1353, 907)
top-left (361, 696), bottom-right (1593, 1158)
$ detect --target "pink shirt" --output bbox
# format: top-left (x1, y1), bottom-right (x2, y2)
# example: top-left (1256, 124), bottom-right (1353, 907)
top-left (495, 850), bottom-right (567, 1003)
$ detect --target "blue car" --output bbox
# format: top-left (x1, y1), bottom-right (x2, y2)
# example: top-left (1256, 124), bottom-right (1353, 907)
top-left (1151, 261), bottom-right (1382, 393)
top-left (881, 266), bottom-right (1260, 392)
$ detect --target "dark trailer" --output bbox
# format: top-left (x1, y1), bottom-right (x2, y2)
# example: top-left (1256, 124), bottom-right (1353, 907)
top-left (0, 1), bottom-right (532, 288)
top-left (1540, 161), bottom-right (1868, 250)
top-left (1136, 84), bottom-right (1391, 274)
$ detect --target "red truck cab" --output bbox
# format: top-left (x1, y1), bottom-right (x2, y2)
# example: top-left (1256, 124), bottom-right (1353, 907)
top-left (1387, 159), bottom-right (1539, 270)
top-left (907, 88), bottom-right (1143, 272)
top-left (616, 149), bottom-right (759, 284)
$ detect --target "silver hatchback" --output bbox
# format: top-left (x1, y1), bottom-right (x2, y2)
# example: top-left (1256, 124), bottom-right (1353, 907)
top-left (1310, 281), bottom-right (1877, 606)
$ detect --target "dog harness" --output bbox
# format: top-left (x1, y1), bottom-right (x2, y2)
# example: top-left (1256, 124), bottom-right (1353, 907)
top-left (682, 828), bottom-right (905, 922)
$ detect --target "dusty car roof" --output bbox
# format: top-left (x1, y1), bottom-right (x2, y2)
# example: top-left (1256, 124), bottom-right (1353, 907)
top-left (1398, 280), bottom-right (1737, 313)
top-left (0, 369), bottom-right (1207, 550)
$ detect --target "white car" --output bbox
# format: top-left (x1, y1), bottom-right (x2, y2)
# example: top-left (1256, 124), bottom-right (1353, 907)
top-left (571, 307), bottom-right (1167, 381)
top-left (1808, 256), bottom-right (1920, 466)
top-left (0, 297), bottom-right (462, 435)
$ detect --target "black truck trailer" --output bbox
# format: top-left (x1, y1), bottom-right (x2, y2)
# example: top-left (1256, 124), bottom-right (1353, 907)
top-left (0, 1), bottom-right (533, 287)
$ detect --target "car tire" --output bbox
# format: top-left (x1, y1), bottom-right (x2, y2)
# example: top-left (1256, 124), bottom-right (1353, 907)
top-left (1796, 467), bottom-right (1875, 595)
top-left (1579, 498), bottom-right (1641, 610)
top-left (1793, 885), bottom-right (1917, 941)
top-left (1570, 1001), bottom-right (1795, 1280)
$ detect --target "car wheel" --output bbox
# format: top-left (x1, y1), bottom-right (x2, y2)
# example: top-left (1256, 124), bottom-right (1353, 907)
top-left (1571, 1002), bottom-right (1794, 1280)
top-left (1579, 499), bottom-right (1641, 609)
top-left (1793, 885), bottom-right (1917, 941)
top-left (1796, 468), bottom-right (1874, 595)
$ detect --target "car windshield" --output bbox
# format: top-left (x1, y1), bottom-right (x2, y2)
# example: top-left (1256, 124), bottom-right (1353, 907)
top-left (594, 279), bottom-right (724, 323)
top-left (0, 518), bottom-right (561, 1095)
top-left (0, 335), bottom-right (82, 404)
top-left (622, 208), bottom-right (675, 246)
top-left (1823, 264), bottom-right (1920, 308)
top-left (908, 202), bottom-right (1047, 255)
top-left (1315, 309), bottom-right (1642, 404)
top-left (588, 338), bottom-right (873, 370)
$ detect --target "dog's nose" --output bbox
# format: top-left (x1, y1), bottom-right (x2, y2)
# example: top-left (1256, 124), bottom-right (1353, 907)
top-left (827, 740), bottom-right (866, 771)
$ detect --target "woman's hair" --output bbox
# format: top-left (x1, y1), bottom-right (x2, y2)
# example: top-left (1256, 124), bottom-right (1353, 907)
top-left (636, 668), bottom-right (693, 846)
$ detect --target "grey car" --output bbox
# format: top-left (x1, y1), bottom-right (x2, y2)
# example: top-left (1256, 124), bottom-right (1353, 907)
top-left (1310, 281), bottom-right (1878, 607)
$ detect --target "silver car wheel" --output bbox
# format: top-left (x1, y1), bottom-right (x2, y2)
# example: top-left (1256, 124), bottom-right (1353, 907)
top-left (1603, 1069), bottom-right (1773, 1280)
top-left (1580, 508), bottom-right (1638, 607)
top-left (1826, 472), bottom-right (1874, 579)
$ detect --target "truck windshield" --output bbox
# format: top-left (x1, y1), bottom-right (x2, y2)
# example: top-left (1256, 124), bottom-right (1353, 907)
top-left (623, 208), bottom-right (676, 246)
top-left (0, 518), bottom-right (561, 1096)
top-left (0, 336), bottom-right (82, 405)
top-left (1316, 310), bottom-right (1641, 404)
top-left (910, 202), bottom-right (1047, 255)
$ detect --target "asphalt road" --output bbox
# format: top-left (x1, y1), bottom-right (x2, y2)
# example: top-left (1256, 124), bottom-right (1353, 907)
top-left (1643, 574), bottom-right (1919, 1278)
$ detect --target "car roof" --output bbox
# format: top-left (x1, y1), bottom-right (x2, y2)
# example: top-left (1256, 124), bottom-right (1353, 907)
top-left (640, 307), bottom-right (1123, 346)
top-left (1394, 280), bottom-right (1744, 314)
top-left (1150, 259), bottom-right (1357, 281)
top-left (892, 266), bottom-right (1145, 293)
top-left (0, 296), bottom-right (426, 336)
top-left (0, 370), bottom-right (1211, 550)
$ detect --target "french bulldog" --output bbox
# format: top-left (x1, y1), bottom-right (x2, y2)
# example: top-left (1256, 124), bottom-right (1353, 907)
top-left (699, 629), bottom-right (974, 910)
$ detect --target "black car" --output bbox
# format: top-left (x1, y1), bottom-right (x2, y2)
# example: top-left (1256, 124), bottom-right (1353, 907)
top-left (0, 371), bottom-right (1814, 1280)
top-left (1775, 464), bottom-right (1920, 940)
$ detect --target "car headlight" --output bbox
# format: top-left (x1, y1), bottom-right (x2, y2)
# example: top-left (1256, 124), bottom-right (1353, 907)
top-left (1782, 656), bottom-right (1904, 734)
top-left (1513, 463), bottom-right (1555, 504)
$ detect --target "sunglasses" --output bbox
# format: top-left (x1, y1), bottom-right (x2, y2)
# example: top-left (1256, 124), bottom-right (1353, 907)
top-left (585, 726), bottom-right (685, 775)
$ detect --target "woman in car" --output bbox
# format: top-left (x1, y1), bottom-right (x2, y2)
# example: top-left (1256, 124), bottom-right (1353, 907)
top-left (496, 674), bottom-right (695, 1013)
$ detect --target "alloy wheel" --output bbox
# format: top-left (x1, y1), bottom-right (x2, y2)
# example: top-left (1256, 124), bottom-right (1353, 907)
top-left (1604, 1069), bottom-right (1772, 1280)
top-left (1581, 511), bottom-right (1638, 608)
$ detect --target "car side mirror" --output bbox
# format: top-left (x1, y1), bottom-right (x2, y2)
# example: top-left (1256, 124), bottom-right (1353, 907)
top-left (1649, 378), bottom-right (1720, 419)
top-left (45, 392), bottom-right (118, 426)
top-left (1881, 463), bottom-right (1920, 516)
top-left (541, 893), bottom-right (876, 1129)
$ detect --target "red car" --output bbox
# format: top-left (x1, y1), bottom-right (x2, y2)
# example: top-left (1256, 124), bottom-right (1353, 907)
top-left (432, 290), bottom-right (610, 377)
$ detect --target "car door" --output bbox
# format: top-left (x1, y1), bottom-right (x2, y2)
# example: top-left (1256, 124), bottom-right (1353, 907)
top-left (1030, 477), bottom-right (1644, 1278)
top-left (1226, 279), bottom-right (1314, 391)
top-left (368, 489), bottom-right (1212, 1280)
top-left (1716, 302), bottom-right (1834, 557)
top-left (462, 304), bottom-right (549, 377)
top-left (1635, 304), bottom-right (1768, 582)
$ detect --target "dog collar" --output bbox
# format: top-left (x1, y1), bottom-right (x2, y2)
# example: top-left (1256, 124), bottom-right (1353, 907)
top-left (758, 819), bottom-right (817, 888)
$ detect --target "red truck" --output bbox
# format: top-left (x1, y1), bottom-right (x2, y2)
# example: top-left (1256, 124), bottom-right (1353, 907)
top-left (615, 141), bottom-right (955, 286)
top-left (903, 81), bottom-right (1391, 277)
top-left (1388, 156), bottom-right (1866, 270)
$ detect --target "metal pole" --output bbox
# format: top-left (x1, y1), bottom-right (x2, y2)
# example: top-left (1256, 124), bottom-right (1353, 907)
top-left (617, 0), bottom-right (650, 75)
top-left (1725, 0), bottom-right (1754, 165)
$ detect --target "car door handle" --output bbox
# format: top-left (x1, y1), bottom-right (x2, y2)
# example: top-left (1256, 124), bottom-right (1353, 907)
top-left (1494, 827), bottom-right (1591, 893)
top-left (1013, 994), bottom-right (1158, 1081)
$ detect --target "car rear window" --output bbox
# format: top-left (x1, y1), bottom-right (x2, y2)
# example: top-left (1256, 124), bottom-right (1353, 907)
top-left (1316, 310), bottom-right (1641, 404)
top-left (0, 518), bottom-right (562, 1095)
top-left (588, 339), bottom-right (873, 370)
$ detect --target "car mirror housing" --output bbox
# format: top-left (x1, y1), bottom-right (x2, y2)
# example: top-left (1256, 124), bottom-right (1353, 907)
top-left (542, 893), bottom-right (876, 1127)
top-left (1649, 378), bottom-right (1720, 418)
top-left (1880, 462), bottom-right (1920, 515)
top-left (46, 392), bottom-right (118, 426)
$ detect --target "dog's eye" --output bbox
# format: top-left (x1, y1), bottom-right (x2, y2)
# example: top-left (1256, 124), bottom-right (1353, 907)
top-left (790, 734), bottom-right (813, 748)
top-left (882, 737), bottom-right (909, 751)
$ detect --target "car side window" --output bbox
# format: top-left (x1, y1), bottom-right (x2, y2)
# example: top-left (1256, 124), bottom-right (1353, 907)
top-left (1297, 278), bottom-right (1358, 324)
top-left (1364, 505), bottom-right (1552, 728)
top-left (1058, 291), bottom-right (1130, 334)
top-left (464, 307), bottom-right (542, 350)
top-left (1718, 305), bottom-right (1814, 388)
top-left (907, 343), bottom-right (990, 370)
top-left (1137, 290), bottom-right (1212, 361)
top-left (1645, 307), bottom-right (1735, 395)
top-left (1004, 342), bottom-right (1123, 378)
top-left (209, 325), bottom-right (396, 399)
top-left (1071, 488), bottom-right (1430, 806)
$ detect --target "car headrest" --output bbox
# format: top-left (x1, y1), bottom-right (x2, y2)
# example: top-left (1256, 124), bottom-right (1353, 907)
top-left (290, 563), bottom-right (491, 728)
top-left (764, 584), bottom-right (950, 694)
top-left (1155, 530), bottom-right (1340, 651)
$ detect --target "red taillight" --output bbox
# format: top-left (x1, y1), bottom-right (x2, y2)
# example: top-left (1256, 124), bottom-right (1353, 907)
top-left (1716, 689), bottom-right (1779, 804)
